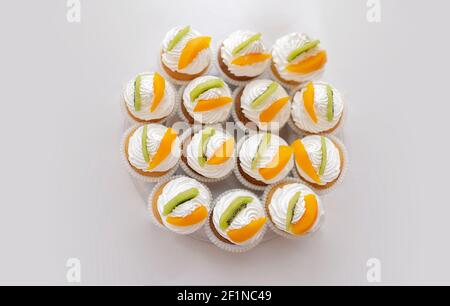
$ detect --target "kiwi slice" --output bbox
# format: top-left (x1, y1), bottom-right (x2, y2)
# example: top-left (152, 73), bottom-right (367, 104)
top-left (326, 84), bottom-right (334, 122)
top-left (232, 33), bottom-right (262, 56)
top-left (251, 133), bottom-right (271, 170)
top-left (219, 196), bottom-right (254, 231)
top-left (251, 82), bottom-right (278, 108)
top-left (198, 128), bottom-right (216, 167)
top-left (162, 188), bottom-right (199, 216)
top-left (287, 40), bottom-right (320, 62)
top-left (286, 191), bottom-right (301, 231)
top-left (134, 75), bottom-right (142, 111)
top-left (189, 79), bottom-right (225, 101)
top-left (319, 136), bottom-right (327, 176)
top-left (142, 125), bottom-right (150, 163)
top-left (167, 26), bottom-right (190, 52)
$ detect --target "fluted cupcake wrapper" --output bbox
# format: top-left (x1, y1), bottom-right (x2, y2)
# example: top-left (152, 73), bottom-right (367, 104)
top-left (261, 177), bottom-right (325, 240)
top-left (205, 189), bottom-right (267, 253)
top-left (120, 124), bottom-right (180, 183)
top-left (291, 134), bottom-right (349, 196)
top-left (147, 175), bottom-right (213, 235)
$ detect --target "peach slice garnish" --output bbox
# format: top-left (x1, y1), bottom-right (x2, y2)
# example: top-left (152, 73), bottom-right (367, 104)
top-left (290, 194), bottom-right (318, 235)
top-left (178, 36), bottom-right (211, 70)
top-left (193, 97), bottom-right (233, 112)
top-left (286, 51), bottom-right (327, 74)
top-left (227, 217), bottom-right (267, 243)
top-left (303, 82), bottom-right (318, 123)
top-left (259, 97), bottom-right (290, 123)
top-left (259, 145), bottom-right (293, 181)
top-left (147, 128), bottom-right (178, 171)
top-left (166, 205), bottom-right (208, 227)
top-left (150, 72), bottom-right (165, 112)
top-left (231, 53), bottom-right (272, 66)
top-left (291, 139), bottom-right (321, 184)
top-left (207, 138), bottom-right (234, 165)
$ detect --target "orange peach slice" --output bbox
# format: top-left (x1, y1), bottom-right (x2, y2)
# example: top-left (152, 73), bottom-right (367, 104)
top-left (290, 194), bottom-right (318, 235)
top-left (193, 97), bottom-right (233, 112)
top-left (291, 139), bottom-right (321, 184)
top-left (227, 217), bottom-right (267, 243)
top-left (286, 51), bottom-right (327, 74)
top-left (166, 205), bottom-right (208, 227)
top-left (207, 138), bottom-right (234, 165)
top-left (178, 36), bottom-right (211, 70)
top-left (303, 82), bottom-right (317, 123)
top-left (150, 72), bottom-right (165, 112)
top-left (147, 128), bottom-right (178, 171)
top-left (259, 97), bottom-right (290, 123)
top-left (259, 145), bottom-right (293, 181)
top-left (231, 53), bottom-right (272, 66)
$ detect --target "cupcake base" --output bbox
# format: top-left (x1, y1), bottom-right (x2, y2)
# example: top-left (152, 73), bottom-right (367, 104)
top-left (217, 47), bottom-right (256, 82)
top-left (270, 62), bottom-right (302, 89)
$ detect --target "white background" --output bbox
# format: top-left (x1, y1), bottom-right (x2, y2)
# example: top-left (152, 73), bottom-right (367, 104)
top-left (0, 0), bottom-right (449, 285)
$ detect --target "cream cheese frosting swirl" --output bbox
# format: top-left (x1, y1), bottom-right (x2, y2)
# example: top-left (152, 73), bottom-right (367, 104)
top-left (186, 128), bottom-right (235, 179)
top-left (269, 183), bottom-right (324, 234)
top-left (240, 79), bottom-right (291, 131)
top-left (183, 76), bottom-right (232, 124)
top-left (124, 72), bottom-right (176, 121)
top-left (213, 190), bottom-right (266, 246)
top-left (291, 82), bottom-right (344, 133)
top-left (239, 133), bottom-right (293, 184)
top-left (272, 33), bottom-right (325, 83)
top-left (295, 136), bottom-right (341, 186)
top-left (221, 30), bottom-right (270, 77)
top-left (157, 176), bottom-right (211, 235)
top-left (127, 124), bottom-right (181, 173)
top-left (161, 26), bottom-right (211, 75)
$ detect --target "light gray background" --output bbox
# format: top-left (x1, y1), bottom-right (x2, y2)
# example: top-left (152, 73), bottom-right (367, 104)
top-left (0, 0), bottom-right (449, 285)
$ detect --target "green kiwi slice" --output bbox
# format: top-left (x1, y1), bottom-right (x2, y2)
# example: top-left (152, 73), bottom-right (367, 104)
top-left (287, 40), bottom-right (320, 62)
top-left (286, 191), bottom-right (301, 231)
top-left (326, 84), bottom-right (334, 122)
top-left (251, 82), bottom-right (278, 108)
top-left (134, 75), bottom-right (142, 111)
top-left (319, 136), bottom-right (327, 176)
top-left (251, 133), bottom-right (271, 170)
top-left (142, 125), bottom-right (150, 163)
top-left (198, 128), bottom-right (216, 167)
top-left (167, 26), bottom-right (190, 52)
top-left (162, 188), bottom-right (199, 216)
top-left (232, 33), bottom-right (262, 56)
top-left (189, 79), bottom-right (225, 101)
top-left (219, 196), bottom-right (254, 231)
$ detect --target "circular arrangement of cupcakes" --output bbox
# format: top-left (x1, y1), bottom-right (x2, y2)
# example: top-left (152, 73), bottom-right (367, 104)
top-left (120, 26), bottom-right (349, 252)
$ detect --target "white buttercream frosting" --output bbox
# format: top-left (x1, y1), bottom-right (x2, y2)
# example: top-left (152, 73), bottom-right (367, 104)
top-left (213, 190), bottom-right (266, 246)
top-left (268, 183), bottom-right (324, 234)
top-left (183, 76), bottom-right (232, 124)
top-left (272, 33), bottom-right (325, 83)
top-left (291, 82), bottom-right (344, 133)
top-left (240, 79), bottom-right (291, 131)
top-left (220, 30), bottom-right (270, 78)
top-left (161, 26), bottom-right (211, 75)
top-left (238, 133), bottom-right (293, 184)
top-left (124, 72), bottom-right (176, 121)
top-left (186, 128), bottom-right (235, 179)
top-left (295, 136), bottom-right (341, 186)
top-left (127, 124), bottom-right (181, 173)
top-left (157, 176), bottom-right (211, 234)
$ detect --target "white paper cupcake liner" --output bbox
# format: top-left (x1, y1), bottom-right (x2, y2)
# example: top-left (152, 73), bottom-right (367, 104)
top-left (120, 125), bottom-right (180, 183)
top-left (158, 45), bottom-right (213, 87)
top-left (147, 175), bottom-right (213, 235)
top-left (291, 134), bottom-right (349, 196)
top-left (262, 177), bottom-right (325, 240)
top-left (205, 189), bottom-right (267, 253)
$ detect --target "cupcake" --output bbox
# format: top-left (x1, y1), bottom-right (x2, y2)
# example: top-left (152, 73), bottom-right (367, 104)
top-left (234, 79), bottom-right (291, 132)
top-left (271, 33), bottom-right (327, 87)
top-left (208, 189), bottom-right (267, 249)
top-left (291, 81), bottom-right (344, 135)
top-left (265, 180), bottom-right (324, 238)
top-left (123, 124), bottom-right (181, 180)
top-left (181, 126), bottom-right (235, 182)
top-left (180, 76), bottom-right (233, 124)
top-left (236, 132), bottom-right (294, 189)
top-left (123, 72), bottom-right (176, 124)
top-left (150, 176), bottom-right (212, 235)
top-left (217, 31), bottom-right (271, 83)
top-left (160, 26), bottom-right (212, 82)
top-left (291, 135), bottom-right (344, 190)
